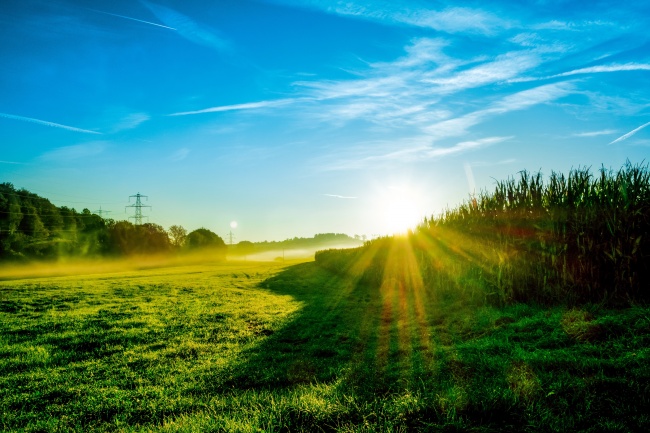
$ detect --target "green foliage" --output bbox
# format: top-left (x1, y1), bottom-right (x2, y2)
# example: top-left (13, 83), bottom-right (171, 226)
top-left (167, 225), bottom-right (187, 249)
top-left (0, 185), bottom-right (194, 260)
top-left (423, 161), bottom-right (649, 305)
top-left (0, 183), bottom-right (110, 260)
top-left (185, 227), bottom-right (226, 253)
top-left (105, 221), bottom-right (172, 255)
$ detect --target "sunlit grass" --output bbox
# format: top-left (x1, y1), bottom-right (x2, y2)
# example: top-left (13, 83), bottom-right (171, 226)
top-left (1, 255), bottom-right (649, 431)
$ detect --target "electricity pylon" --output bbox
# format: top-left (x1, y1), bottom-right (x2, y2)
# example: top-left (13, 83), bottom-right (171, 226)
top-left (94, 206), bottom-right (111, 218)
top-left (226, 230), bottom-right (236, 246)
top-left (126, 193), bottom-right (151, 225)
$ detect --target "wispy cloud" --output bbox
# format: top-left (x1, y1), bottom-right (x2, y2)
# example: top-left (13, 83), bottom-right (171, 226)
top-left (422, 51), bottom-right (541, 92)
top-left (466, 158), bottom-right (517, 167)
top-left (425, 137), bottom-right (512, 158)
top-left (88, 8), bottom-right (176, 30)
top-left (0, 112), bottom-right (101, 134)
top-left (324, 135), bottom-right (513, 171)
top-left (265, 0), bottom-right (510, 34)
top-left (554, 63), bottom-right (650, 77)
top-left (40, 142), bottom-right (106, 161)
top-left (510, 63), bottom-right (650, 83)
top-left (609, 121), bottom-right (650, 144)
top-left (315, 80), bottom-right (573, 170)
top-left (141, 1), bottom-right (229, 51)
top-left (170, 148), bottom-right (190, 161)
top-left (113, 112), bottom-right (150, 131)
top-left (423, 82), bottom-right (575, 138)
top-left (324, 193), bottom-right (357, 199)
top-left (572, 129), bottom-right (618, 137)
top-left (168, 99), bottom-right (297, 116)
top-left (0, 160), bottom-right (27, 165)
top-left (292, 38), bottom-right (551, 130)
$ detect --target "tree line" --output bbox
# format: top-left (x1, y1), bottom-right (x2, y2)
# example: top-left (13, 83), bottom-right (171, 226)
top-left (0, 183), bottom-right (225, 261)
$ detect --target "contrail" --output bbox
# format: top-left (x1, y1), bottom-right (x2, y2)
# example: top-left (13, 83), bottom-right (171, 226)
top-left (169, 99), bottom-right (295, 116)
top-left (0, 160), bottom-right (26, 165)
top-left (141, 1), bottom-right (228, 51)
top-left (88, 8), bottom-right (176, 30)
top-left (324, 194), bottom-right (357, 199)
top-left (0, 112), bottom-right (102, 135)
top-left (609, 121), bottom-right (650, 144)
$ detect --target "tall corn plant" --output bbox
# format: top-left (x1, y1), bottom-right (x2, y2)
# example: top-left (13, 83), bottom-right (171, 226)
top-left (316, 161), bottom-right (648, 306)
top-left (417, 161), bottom-right (649, 305)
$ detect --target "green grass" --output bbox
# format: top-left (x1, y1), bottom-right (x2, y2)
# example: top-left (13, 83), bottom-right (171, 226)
top-left (1, 259), bottom-right (649, 431)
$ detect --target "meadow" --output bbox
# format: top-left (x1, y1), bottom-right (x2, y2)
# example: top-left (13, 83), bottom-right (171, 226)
top-left (1, 256), bottom-right (648, 432)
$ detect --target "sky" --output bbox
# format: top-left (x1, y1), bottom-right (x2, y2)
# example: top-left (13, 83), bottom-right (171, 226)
top-left (1, 0), bottom-right (649, 242)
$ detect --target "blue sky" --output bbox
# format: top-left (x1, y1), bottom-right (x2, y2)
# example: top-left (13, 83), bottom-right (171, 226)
top-left (1, 0), bottom-right (649, 241)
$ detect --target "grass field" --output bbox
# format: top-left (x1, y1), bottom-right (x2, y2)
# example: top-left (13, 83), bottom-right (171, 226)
top-left (1, 258), bottom-right (649, 432)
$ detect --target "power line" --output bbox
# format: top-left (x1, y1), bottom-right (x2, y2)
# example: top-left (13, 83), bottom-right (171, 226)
top-left (126, 193), bottom-right (151, 225)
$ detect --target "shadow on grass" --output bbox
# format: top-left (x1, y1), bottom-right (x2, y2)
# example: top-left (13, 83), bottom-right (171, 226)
top-left (222, 262), bottom-right (378, 390)
top-left (222, 261), bottom-right (479, 398)
top-left (219, 261), bottom-right (650, 432)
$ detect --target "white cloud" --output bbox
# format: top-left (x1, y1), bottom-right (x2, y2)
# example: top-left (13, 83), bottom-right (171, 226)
top-left (423, 82), bottom-right (575, 138)
top-left (265, 1), bottom-right (511, 34)
top-left (554, 63), bottom-right (650, 77)
top-left (323, 135), bottom-right (512, 170)
top-left (490, 81), bottom-right (574, 113)
top-left (170, 147), bottom-right (190, 161)
top-left (510, 63), bottom-right (650, 83)
top-left (40, 142), bottom-right (106, 161)
top-left (423, 51), bottom-right (541, 93)
top-left (113, 112), bottom-right (150, 131)
top-left (317, 81), bottom-right (572, 170)
top-left (425, 136), bottom-right (511, 158)
top-left (572, 129), bottom-right (617, 137)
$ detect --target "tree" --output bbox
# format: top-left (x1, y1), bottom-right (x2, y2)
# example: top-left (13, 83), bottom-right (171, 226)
top-left (236, 240), bottom-right (255, 256)
top-left (107, 220), bottom-right (137, 255)
top-left (139, 223), bottom-right (171, 253)
top-left (168, 225), bottom-right (187, 249)
top-left (186, 228), bottom-right (225, 249)
top-left (185, 228), bottom-right (227, 259)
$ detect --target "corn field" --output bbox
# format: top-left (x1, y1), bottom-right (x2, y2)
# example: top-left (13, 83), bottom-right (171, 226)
top-left (317, 161), bottom-right (650, 306)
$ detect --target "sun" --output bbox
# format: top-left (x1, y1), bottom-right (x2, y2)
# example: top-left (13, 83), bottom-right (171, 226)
top-left (230, 221), bottom-right (238, 229)
top-left (374, 184), bottom-right (424, 235)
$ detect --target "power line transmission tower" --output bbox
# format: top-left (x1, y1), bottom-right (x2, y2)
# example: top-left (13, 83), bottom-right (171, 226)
top-left (93, 206), bottom-right (111, 218)
top-left (227, 221), bottom-right (237, 246)
top-left (126, 193), bottom-right (151, 225)
top-left (226, 230), bottom-right (236, 246)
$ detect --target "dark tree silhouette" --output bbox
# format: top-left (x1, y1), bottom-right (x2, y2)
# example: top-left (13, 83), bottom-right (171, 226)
top-left (186, 228), bottom-right (227, 259)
